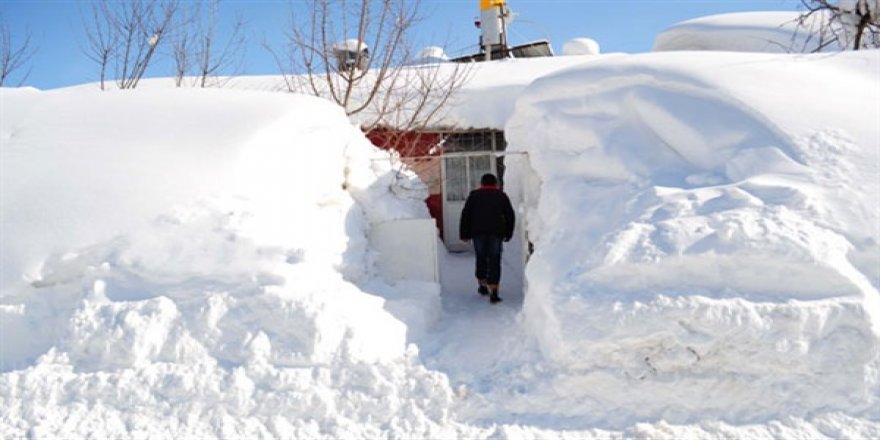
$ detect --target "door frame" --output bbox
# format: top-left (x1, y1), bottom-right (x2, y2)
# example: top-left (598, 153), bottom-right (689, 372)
top-left (440, 151), bottom-right (499, 252)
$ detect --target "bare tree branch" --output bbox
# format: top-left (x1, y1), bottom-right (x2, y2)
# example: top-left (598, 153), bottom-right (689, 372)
top-left (170, 1), bottom-right (200, 87)
top-left (798, 0), bottom-right (880, 50)
top-left (82, 0), bottom-right (183, 89)
top-left (271, 0), bottom-right (470, 145)
top-left (131, 0), bottom-right (181, 88)
top-left (194, 1), bottom-right (247, 88)
top-left (79, 3), bottom-right (118, 90)
top-left (0, 12), bottom-right (37, 87)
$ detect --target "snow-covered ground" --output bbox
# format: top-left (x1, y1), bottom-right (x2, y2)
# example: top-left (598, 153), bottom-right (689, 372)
top-left (2, 16), bottom-right (879, 439)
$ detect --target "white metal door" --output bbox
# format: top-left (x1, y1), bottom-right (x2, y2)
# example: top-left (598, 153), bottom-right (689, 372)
top-left (441, 153), bottom-right (496, 252)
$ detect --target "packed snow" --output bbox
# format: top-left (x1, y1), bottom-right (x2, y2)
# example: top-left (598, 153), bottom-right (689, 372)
top-left (2, 22), bottom-right (880, 440)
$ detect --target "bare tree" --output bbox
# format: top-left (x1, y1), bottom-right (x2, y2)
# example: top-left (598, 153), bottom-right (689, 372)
top-left (194, 1), bottom-right (247, 88)
top-left (115, 0), bottom-right (182, 89)
top-left (171, 0), bottom-right (246, 88)
top-left (170, 2), bottom-right (199, 87)
top-left (798, 0), bottom-right (880, 50)
top-left (268, 0), bottom-right (470, 155)
top-left (82, 0), bottom-right (182, 89)
top-left (0, 12), bottom-right (37, 87)
top-left (81, 3), bottom-right (118, 90)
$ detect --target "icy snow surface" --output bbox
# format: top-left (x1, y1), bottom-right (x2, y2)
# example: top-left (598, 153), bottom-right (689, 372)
top-left (2, 49), bottom-right (880, 438)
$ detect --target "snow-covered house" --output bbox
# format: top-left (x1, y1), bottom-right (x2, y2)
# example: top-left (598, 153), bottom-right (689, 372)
top-left (367, 7), bottom-right (839, 252)
top-left (364, 56), bottom-right (592, 251)
top-left (361, 0), bottom-right (599, 250)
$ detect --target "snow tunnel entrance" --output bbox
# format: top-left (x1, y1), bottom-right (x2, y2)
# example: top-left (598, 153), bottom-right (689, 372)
top-left (366, 129), bottom-right (529, 303)
top-left (434, 148), bottom-right (528, 303)
top-left (440, 151), bottom-right (499, 252)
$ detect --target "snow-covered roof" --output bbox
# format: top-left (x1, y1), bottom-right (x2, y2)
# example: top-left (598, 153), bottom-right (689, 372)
top-left (81, 53), bottom-right (602, 132)
top-left (653, 11), bottom-right (841, 53)
top-left (431, 55), bottom-right (604, 129)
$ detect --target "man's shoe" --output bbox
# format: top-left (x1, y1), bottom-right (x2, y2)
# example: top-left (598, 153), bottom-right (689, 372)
top-left (478, 285), bottom-right (489, 296)
top-left (488, 284), bottom-right (501, 303)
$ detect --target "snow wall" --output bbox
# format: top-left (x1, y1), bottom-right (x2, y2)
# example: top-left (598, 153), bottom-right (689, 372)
top-left (0, 88), bottom-right (452, 437)
top-left (506, 50), bottom-right (880, 424)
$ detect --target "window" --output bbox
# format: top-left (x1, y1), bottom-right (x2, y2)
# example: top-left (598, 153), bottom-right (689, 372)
top-left (468, 155), bottom-right (491, 189)
top-left (445, 154), bottom-right (496, 202)
top-left (442, 130), bottom-right (506, 154)
top-left (444, 156), bottom-right (468, 201)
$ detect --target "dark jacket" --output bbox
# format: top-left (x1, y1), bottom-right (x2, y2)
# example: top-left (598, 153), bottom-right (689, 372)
top-left (459, 186), bottom-right (516, 241)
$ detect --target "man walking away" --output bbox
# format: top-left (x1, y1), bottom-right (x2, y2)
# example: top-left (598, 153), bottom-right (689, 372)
top-left (459, 173), bottom-right (515, 304)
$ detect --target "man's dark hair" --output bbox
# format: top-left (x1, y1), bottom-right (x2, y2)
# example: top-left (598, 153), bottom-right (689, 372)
top-left (481, 173), bottom-right (498, 186)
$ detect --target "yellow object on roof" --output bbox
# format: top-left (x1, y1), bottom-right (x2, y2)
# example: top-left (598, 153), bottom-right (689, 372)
top-left (480, 0), bottom-right (506, 11)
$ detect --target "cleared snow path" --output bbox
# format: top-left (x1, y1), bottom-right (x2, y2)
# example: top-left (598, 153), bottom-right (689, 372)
top-left (414, 237), bottom-right (574, 428)
top-left (423, 245), bottom-right (526, 380)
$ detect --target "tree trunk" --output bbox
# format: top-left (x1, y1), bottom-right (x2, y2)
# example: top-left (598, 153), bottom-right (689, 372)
top-left (853, 12), bottom-right (871, 49)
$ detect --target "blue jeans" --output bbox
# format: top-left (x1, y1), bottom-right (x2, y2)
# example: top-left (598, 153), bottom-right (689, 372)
top-left (472, 235), bottom-right (503, 285)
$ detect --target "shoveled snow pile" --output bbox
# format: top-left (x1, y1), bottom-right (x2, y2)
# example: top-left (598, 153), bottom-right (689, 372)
top-left (505, 50), bottom-right (880, 426)
top-left (0, 88), bottom-right (451, 437)
top-left (653, 11), bottom-right (839, 53)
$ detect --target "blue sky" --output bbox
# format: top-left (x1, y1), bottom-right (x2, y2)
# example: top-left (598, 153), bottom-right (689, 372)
top-left (3, 0), bottom-right (800, 90)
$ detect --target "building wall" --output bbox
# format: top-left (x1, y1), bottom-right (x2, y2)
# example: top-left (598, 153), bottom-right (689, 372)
top-left (366, 128), bottom-right (507, 243)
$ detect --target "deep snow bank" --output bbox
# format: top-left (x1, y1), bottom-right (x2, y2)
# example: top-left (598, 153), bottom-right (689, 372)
top-left (654, 11), bottom-right (838, 53)
top-left (506, 50), bottom-right (880, 424)
top-left (0, 88), bottom-right (450, 437)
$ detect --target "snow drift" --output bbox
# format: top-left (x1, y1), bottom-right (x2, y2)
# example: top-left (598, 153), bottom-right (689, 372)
top-left (0, 87), bottom-right (451, 437)
top-left (653, 11), bottom-right (840, 53)
top-left (506, 50), bottom-right (880, 424)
